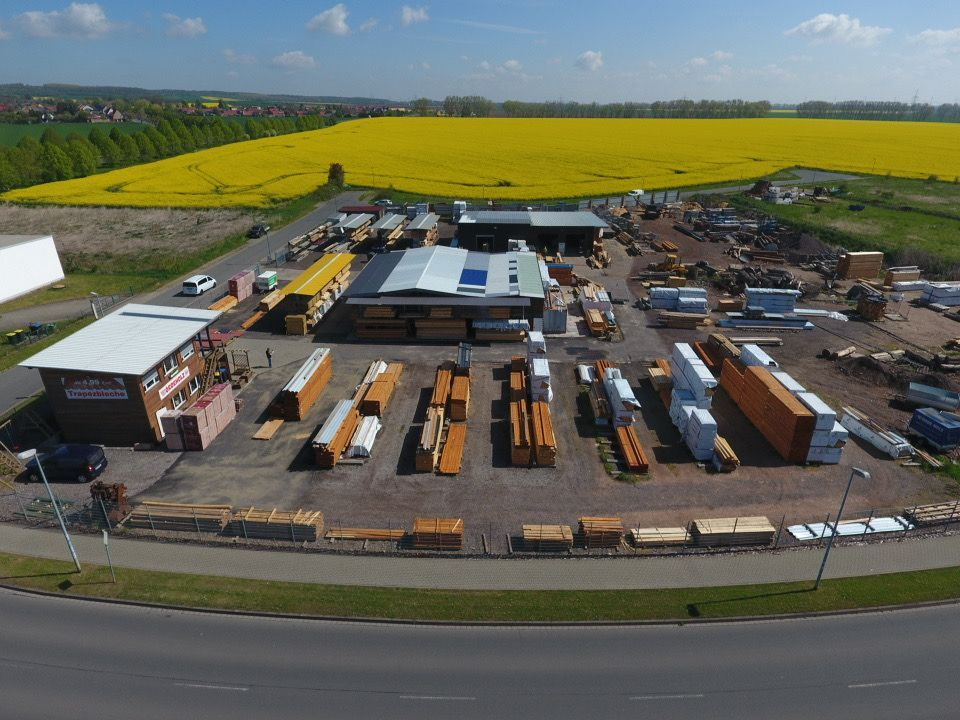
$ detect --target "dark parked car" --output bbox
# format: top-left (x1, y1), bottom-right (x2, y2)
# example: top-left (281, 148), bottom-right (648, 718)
top-left (248, 224), bottom-right (271, 238)
top-left (24, 444), bottom-right (108, 483)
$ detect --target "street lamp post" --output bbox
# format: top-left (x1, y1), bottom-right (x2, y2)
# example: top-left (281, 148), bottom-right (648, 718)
top-left (815, 467), bottom-right (870, 590)
top-left (23, 449), bottom-right (81, 573)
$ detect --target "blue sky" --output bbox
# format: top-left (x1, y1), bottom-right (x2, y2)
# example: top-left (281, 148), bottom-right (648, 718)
top-left (1, 1), bottom-right (959, 103)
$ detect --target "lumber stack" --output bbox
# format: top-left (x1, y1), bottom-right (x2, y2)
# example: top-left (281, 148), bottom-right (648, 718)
top-left (510, 400), bottom-right (532, 466)
top-left (258, 290), bottom-right (282, 312)
top-left (522, 523), bottom-right (574, 551)
top-left (208, 295), bottom-right (238, 312)
top-left (530, 400), bottom-right (557, 467)
top-left (449, 375), bottom-right (470, 421)
top-left (509, 367), bottom-right (527, 401)
top-left (276, 348), bottom-right (333, 421)
top-left (313, 400), bottom-right (361, 468)
top-left (437, 422), bottom-right (467, 475)
top-left (905, 501), bottom-right (960, 526)
top-left (630, 527), bottom-right (689, 547)
top-left (579, 516), bottom-right (624, 548)
top-left (884, 266), bottom-right (921, 286)
top-left (713, 435), bottom-right (740, 472)
top-left (430, 363), bottom-right (454, 408)
top-left (123, 502), bottom-right (230, 532)
top-left (615, 425), bottom-right (649, 472)
top-left (689, 516), bottom-right (775, 547)
top-left (720, 359), bottom-right (815, 463)
top-left (354, 318), bottom-right (409, 339)
top-left (585, 308), bottom-right (608, 336)
top-left (358, 379), bottom-right (396, 417)
top-left (227, 507), bottom-right (324, 542)
top-left (837, 251), bottom-right (883, 280)
top-left (324, 527), bottom-right (406, 541)
top-left (363, 306), bottom-right (396, 319)
top-left (411, 517), bottom-right (464, 550)
top-left (657, 311), bottom-right (707, 329)
top-left (415, 318), bottom-right (468, 340)
top-left (285, 314), bottom-right (309, 336)
top-left (416, 406), bottom-right (445, 471)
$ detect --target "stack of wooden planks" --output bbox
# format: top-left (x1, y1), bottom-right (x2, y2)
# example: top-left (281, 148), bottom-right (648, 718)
top-left (314, 402), bottom-right (360, 468)
top-left (530, 400), bottom-right (557, 467)
top-left (363, 306), bottom-right (397, 319)
top-left (258, 290), bottom-right (282, 312)
top-left (713, 435), bottom-right (740, 472)
top-left (227, 507), bottom-right (324, 542)
top-left (689, 516), bottom-right (775, 546)
top-left (416, 406), bottom-right (445, 471)
top-left (510, 400), bottom-right (532, 466)
top-left (630, 527), bottom-right (689, 547)
top-left (437, 422), bottom-right (467, 475)
top-left (411, 517), bottom-right (464, 550)
top-left (208, 295), bottom-right (239, 312)
top-left (837, 251), bottom-right (883, 280)
top-left (354, 318), bottom-right (409, 339)
top-left (358, 372), bottom-right (399, 416)
top-left (449, 375), bottom-right (470, 421)
top-left (657, 311), bottom-right (707, 329)
top-left (240, 310), bottom-right (266, 330)
top-left (416, 318), bottom-right (468, 340)
top-left (123, 501), bottom-right (230, 532)
top-left (430, 363), bottom-right (454, 408)
top-left (285, 314), bottom-right (309, 336)
top-left (509, 366), bottom-right (527, 401)
top-left (585, 308), bottom-right (608, 336)
top-left (615, 425), bottom-right (649, 472)
top-left (579, 516), bottom-right (624, 548)
top-left (324, 527), bottom-right (406, 541)
top-left (904, 500), bottom-right (960, 526)
top-left (275, 348), bottom-right (333, 421)
top-left (522, 523), bottom-right (574, 551)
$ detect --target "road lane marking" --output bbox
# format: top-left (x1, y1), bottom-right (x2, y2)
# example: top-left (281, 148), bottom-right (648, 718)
top-left (399, 695), bottom-right (476, 701)
top-left (630, 693), bottom-right (705, 700)
top-left (848, 680), bottom-right (917, 689)
top-left (175, 682), bottom-right (249, 692)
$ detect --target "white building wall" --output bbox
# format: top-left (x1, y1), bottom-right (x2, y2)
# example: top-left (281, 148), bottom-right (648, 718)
top-left (0, 236), bottom-right (65, 303)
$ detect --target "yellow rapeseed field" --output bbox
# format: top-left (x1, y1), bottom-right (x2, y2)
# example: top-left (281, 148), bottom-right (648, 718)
top-left (5, 117), bottom-right (960, 208)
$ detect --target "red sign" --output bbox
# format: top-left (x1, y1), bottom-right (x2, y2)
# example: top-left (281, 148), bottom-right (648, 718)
top-left (158, 366), bottom-right (191, 400)
top-left (63, 376), bottom-right (128, 400)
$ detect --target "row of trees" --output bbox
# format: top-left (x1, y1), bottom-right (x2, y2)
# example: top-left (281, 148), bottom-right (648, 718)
top-left (441, 96), bottom-right (496, 117)
top-left (797, 101), bottom-right (960, 123)
top-left (0, 112), bottom-right (332, 192)
top-left (500, 99), bottom-right (772, 118)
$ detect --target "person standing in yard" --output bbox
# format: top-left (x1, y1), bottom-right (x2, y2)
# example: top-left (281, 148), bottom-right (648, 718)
top-left (266, 347), bottom-right (273, 368)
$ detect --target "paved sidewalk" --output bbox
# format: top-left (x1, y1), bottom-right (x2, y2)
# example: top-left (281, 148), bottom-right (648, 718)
top-left (1, 523), bottom-right (957, 590)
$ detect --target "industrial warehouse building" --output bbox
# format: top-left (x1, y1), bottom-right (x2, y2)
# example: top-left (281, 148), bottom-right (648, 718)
top-left (344, 246), bottom-right (546, 341)
top-left (20, 304), bottom-right (222, 445)
top-left (456, 211), bottom-right (608, 255)
top-left (0, 235), bottom-right (65, 304)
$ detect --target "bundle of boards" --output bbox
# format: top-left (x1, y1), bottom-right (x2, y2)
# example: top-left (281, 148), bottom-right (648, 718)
top-left (226, 507), bottom-right (325, 542)
top-left (578, 516), bottom-right (624, 548)
top-left (507, 356), bottom-right (558, 467)
top-left (416, 358), bottom-right (470, 474)
top-left (122, 502), bottom-right (231, 532)
top-left (411, 517), bottom-right (464, 550)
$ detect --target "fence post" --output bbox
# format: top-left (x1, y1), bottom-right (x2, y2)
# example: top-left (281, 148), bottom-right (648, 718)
top-left (819, 513), bottom-right (831, 547)
top-left (862, 508), bottom-right (874, 540)
top-left (147, 506), bottom-right (156, 535)
top-left (774, 514), bottom-right (785, 547)
top-left (98, 497), bottom-right (112, 531)
top-left (241, 516), bottom-right (248, 543)
top-left (290, 518), bottom-right (296, 545)
top-left (192, 507), bottom-right (201, 541)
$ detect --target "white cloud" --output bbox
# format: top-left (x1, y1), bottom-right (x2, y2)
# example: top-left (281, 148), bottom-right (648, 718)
top-left (0, 22), bottom-right (9, 40)
top-left (785, 13), bottom-right (891, 46)
top-left (16, 2), bottom-right (114, 38)
top-left (687, 56), bottom-right (708, 67)
top-left (910, 27), bottom-right (960, 46)
top-left (359, 17), bottom-right (378, 32)
top-left (711, 50), bottom-right (733, 61)
top-left (703, 64), bottom-right (733, 83)
top-left (478, 59), bottom-right (490, 70)
top-left (547, 56), bottom-right (561, 65)
top-left (271, 50), bottom-right (317, 71)
top-left (401, 5), bottom-right (429, 26)
top-left (223, 48), bottom-right (256, 65)
top-left (163, 13), bottom-right (206, 38)
top-left (575, 49), bottom-right (603, 72)
top-left (421, 61), bottom-right (431, 70)
top-left (307, 4), bottom-right (350, 35)
top-left (502, 59), bottom-right (522, 72)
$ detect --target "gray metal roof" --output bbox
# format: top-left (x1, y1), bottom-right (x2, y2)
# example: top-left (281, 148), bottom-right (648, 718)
top-left (0, 234), bottom-right (51, 250)
top-left (20, 303), bottom-right (221, 377)
top-left (336, 213), bottom-right (374, 230)
top-left (457, 210), bottom-right (608, 229)
top-left (407, 213), bottom-right (439, 231)
top-left (457, 211), bottom-right (530, 225)
top-left (370, 213), bottom-right (405, 232)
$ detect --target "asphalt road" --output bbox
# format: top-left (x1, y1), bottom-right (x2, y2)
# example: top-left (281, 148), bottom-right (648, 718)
top-left (2, 588), bottom-right (957, 719)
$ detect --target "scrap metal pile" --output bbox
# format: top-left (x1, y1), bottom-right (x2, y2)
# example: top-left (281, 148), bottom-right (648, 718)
top-left (714, 264), bottom-right (806, 295)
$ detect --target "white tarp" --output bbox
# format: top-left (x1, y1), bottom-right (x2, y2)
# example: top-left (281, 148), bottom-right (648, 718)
top-left (788, 516), bottom-right (912, 541)
top-left (347, 415), bottom-right (382, 457)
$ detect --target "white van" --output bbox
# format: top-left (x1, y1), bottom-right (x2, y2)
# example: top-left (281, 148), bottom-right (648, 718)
top-left (182, 274), bottom-right (217, 296)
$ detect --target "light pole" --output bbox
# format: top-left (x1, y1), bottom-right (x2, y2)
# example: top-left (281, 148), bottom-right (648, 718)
top-left (22, 449), bottom-right (81, 573)
top-left (815, 466), bottom-right (870, 590)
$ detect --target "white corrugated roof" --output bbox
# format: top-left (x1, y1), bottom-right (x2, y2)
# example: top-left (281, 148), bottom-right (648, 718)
top-left (20, 303), bottom-right (221, 377)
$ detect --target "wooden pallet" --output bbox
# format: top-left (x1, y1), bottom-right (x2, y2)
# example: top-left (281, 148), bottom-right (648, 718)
top-left (522, 523), bottom-right (573, 551)
top-left (252, 418), bottom-right (285, 440)
top-left (437, 423), bottom-right (466, 475)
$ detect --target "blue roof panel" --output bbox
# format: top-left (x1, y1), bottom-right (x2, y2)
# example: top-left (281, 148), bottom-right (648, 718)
top-left (459, 268), bottom-right (488, 286)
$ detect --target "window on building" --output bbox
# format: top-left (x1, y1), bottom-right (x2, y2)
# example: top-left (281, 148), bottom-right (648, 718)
top-left (142, 370), bottom-right (160, 392)
top-left (162, 354), bottom-right (178, 375)
top-left (172, 389), bottom-right (187, 409)
top-left (188, 376), bottom-right (202, 395)
top-left (179, 341), bottom-right (195, 362)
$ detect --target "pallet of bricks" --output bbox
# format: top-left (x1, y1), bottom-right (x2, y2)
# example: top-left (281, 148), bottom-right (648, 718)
top-left (837, 251), bottom-right (883, 280)
top-left (411, 517), bottom-right (463, 550)
top-left (226, 507), bottom-right (324, 542)
top-left (161, 383), bottom-right (236, 451)
top-left (274, 348), bottom-right (333, 421)
top-left (522, 523), bottom-right (573, 551)
top-left (357, 360), bottom-right (404, 416)
top-left (122, 501), bottom-right (231, 533)
top-left (689, 516), bottom-right (775, 547)
top-left (228, 270), bottom-right (255, 301)
top-left (579, 516), bottom-right (624, 549)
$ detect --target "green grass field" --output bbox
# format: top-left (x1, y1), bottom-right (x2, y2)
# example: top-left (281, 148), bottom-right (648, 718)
top-left (0, 121), bottom-right (145, 146)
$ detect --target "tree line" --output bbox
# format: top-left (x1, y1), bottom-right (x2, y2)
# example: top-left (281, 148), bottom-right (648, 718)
top-left (0, 112), bottom-right (332, 192)
top-left (500, 99), bottom-right (772, 118)
top-left (796, 101), bottom-right (960, 123)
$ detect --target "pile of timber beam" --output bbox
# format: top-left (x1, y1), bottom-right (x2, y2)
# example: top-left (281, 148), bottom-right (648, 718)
top-left (713, 435), bottom-right (740, 472)
top-left (630, 527), bottom-right (689, 547)
top-left (358, 378), bottom-right (396, 417)
top-left (510, 400), bottom-right (533, 466)
top-left (123, 502), bottom-right (230, 532)
top-left (226, 507), bottom-right (324, 542)
top-left (241, 310), bottom-right (266, 330)
top-left (437, 422), bottom-right (467, 475)
top-left (416, 406), bottom-right (445, 471)
top-left (509, 368), bottom-right (527, 401)
top-left (258, 290), bottom-right (282, 312)
top-left (522, 524), bottom-right (574, 551)
top-left (530, 401), bottom-right (557, 467)
top-left (578, 516), bottom-right (624, 548)
top-left (324, 527), bottom-right (406, 541)
top-left (208, 295), bottom-right (238, 312)
top-left (689, 516), bottom-right (775, 546)
top-left (275, 348), bottom-right (333, 421)
top-left (252, 418), bottom-right (284, 440)
top-left (615, 425), bottom-right (649, 472)
top-left (657, 311), bottom-right (708, 329)
top-left (905, 501), bottom-right (960, 526)
top-left (728, 336), bottom-right (783, 346)
top-left (449, 375), bottom-right (470, 421)
top-left (314, 404), bottom-right (360, 468)
top-left (430, 363), bottom-right (454, 408)
top-left (411, 517), bottom-right (464, 550)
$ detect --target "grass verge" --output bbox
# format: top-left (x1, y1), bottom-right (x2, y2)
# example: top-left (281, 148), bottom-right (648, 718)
top-left (0, 316), bottom-right (96, 372)
top-left (3, 550), bottom-right (960, 621)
